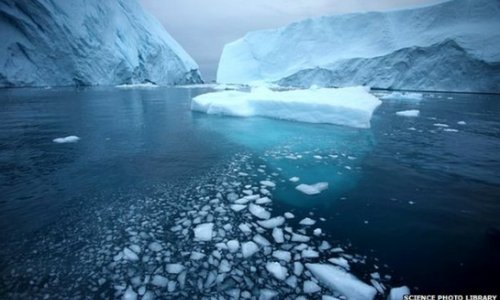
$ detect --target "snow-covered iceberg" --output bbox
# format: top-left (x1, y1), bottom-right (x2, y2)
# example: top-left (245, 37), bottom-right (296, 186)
top-left (217, 0), bottom-right (500, 93)
top-left (0, 0), bottom-right (202, 87)
top-left (191, 86), bottom-right (381, 128)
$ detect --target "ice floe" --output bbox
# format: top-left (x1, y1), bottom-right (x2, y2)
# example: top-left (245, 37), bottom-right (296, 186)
top-left (296, 182), bottom-right (329, 195)
top-left (53, 135), bottom-right (80, 143)
top-left (396, 110), bottom-right (420, 117)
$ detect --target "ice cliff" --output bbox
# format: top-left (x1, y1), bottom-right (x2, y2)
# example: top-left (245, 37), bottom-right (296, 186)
top-left (217, 0), bottom-right (500, 93)
top-left (0, 0), bottom-right (202, 87)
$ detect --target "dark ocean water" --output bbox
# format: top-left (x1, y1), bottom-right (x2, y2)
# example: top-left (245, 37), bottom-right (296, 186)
top-left (0, 86), bottom-right (499, 298)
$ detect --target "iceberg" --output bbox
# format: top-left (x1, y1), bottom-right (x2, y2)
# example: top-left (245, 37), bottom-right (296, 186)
top-left (0, 0), bottom-right (202, 87)
top-left (217, 0), bottom-right (500, 93)
top-left (191, 86), bottom-right (381, 128)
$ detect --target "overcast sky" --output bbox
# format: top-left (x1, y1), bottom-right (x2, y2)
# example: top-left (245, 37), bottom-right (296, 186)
top-left (140, 0), bottom-right (441, 81)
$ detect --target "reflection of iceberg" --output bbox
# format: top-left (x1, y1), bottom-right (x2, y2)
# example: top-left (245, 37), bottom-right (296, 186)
top-left (192, 114), bottom-right (375, 207)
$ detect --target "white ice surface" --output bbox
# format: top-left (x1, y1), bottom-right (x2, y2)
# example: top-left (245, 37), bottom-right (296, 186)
top-left (265, 262), bottom-right (288, 280)
top-left (306, 263), bottom-right (377, 300)
top-left (295, 182), bottom-right (329, 195)
top-left (257, 216), bottom-right (285, 229)
top-left (193, 223), bottom-right (214, 241)
top-left (53, 136), bottom-right (80, 143)
top-left (396, 110), bottom-right (420, 117)
top-left (191, 86), bottom-right (381, 129)
top-left (388, 286), bottom-right (411, 300)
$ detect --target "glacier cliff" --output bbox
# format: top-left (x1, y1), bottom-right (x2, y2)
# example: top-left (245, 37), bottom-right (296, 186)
top-left (0, 0), bottom-right (202, 87)
top-left (217, 0), bottom-right (500, 93)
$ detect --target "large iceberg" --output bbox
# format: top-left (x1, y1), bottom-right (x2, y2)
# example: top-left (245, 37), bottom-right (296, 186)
top-left (0, 0), bottom-right (202, 87)
top-left (217, 0), bottom-right (500, 93)
top-left (191, 86), bottom-right (381, 128)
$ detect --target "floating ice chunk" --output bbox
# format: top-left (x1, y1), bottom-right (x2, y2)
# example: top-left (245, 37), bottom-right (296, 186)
top-left (260, 180), bottom-right (276, 188)
top-left (142, 291), bottom-right (155, 300)
top-left (258, 216), bottom-right (285, 229)
top-left (272, 228), bottom-right (285, 243)
top-left (293, 261), bottom-right (304, 276)
top-left (148, 242), bottom-right (162, 252)
top-left (123, 286), bottom-right (138, 300)
top-left (318, 241), bottom-right (332, 251)
top-left (272, 250), bottom-right (292, 262)
top-left (256, 197), bottom-right (272, 204)
top-left (231, 204), bottom-right (247, 212)
top-left (388, 286), bottom-right (411, 300)
top-left (190, 251), bottom-right (206, 260)
top-left (219, 259), bottom-right (232, 273)
top-left (296, 182), bottom-right (329, 195)
top-left (314, 155), bottom-right (323, 160)
top-left (291, 233), bottom-right (310, 242)
top-left (129, 244), bottom-right (141, 254)
top-left (53, 135), bottom-right (80, 143)
top-left (239, 223), bottom-right (253, 234)
top-left (227, 193), bottom-right (239, 201)
top-left (313, 228), bottom-right (322, 236)
top-left (289, 177), bottom-right (300, 182)
top-left (299, 217), bottom-right (316, 226)
top-left (116, 83), bottom-right (158, 89)
top-left (286, 275), bottom-right (298, 288)
top-left (328, 257), bottom-right (350, 270)
top-left (433, 123), bottom-right (449, 127)
top-left (249, 203), bottom-right (271, 219)
top-left (123, 247), bottom-right (139, 261)
top-left (304, 280), bottom-right (322, 293)
top-left (306, 263), bottom-right (377, 300)
top-left (227, 240), bottom-right (240, 253)
top-left (242, 241), bottom-right (259, 258)
top-left (444, 128), bottom-right (458, 132)
top-left (259, 289), bottom-right (279, 300)
top-left (302, 248), bottom-right (319, 258)
top-left (265, 262), bottom-right (288, 280)
top-left (382, 92), bottom-right (423, 101)
top-left (151, 275), bottom-right (169, 287)
top-left (194, 223), bottom-right (214, 241)
top-left (322, 296), bottom-right (341, 300)
top-left (166, 264), bottom-right (185, 274)
top-left (395, 110), bottom-right (419, 117)
top-left (253, 234), bottom-right (271, 246)
top-left (226, 289), bottom-right (241, 298)
top-left (457, 121), bottom-right (467, 125)
top-left (191, 86), bottom-right (381, 128)
top-left (284, 212), bottom-right (295, 219)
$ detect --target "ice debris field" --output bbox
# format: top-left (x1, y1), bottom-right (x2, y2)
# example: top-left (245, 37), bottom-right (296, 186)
top-left (2, 152), bottom-right (408, 299)
top-left (191, 86), bottom-right (381, 129)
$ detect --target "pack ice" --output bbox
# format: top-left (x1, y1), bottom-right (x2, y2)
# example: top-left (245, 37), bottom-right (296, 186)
top-left (217, 0), bottom-right (500, 93)
top-left (191, 86), bottom-right (381, 128)
top-left (0, 0), bottom-right (202, 87)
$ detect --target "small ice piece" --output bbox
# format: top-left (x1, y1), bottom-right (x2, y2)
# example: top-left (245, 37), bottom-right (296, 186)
top-left (395, 110), bottom-right (419, 117)
top-left (443, 128), bottom-right (458, 132)
top-left (299, 217), bottom-right (316, 226)
top-left (382, 92), bottom-right (423, 101)
top-left (249, 203), bottom-right (271, 219)
top-left (303, 280), bottom-right (321, 293)
top-left (457, 121), bottom-right (466, 125)
top-left (313, 228), bottom-right (322, 236)
top-left (272, 228), bottom-right (285, 243)
top-left (260, 180), bottom-right (276, 188)
top-left (166, 264), bottom-right (185, 274)
top-left (53, 135), bottom-right (80, 143)
top-left (190, 251), bottom-right (206, 260)
top-left (227, 193), bottom-right (239, 201)
top-left (256, 197), bottom-right (272, 204)
top-left (293, 261), bottom-right (304, 276)
top-left (433, 123), bottom-right (449, 127)
top-left (239, 223), bottom-right (252, 234)
top-left (388, 286), bottom-right (411, 300)
top-left (259, 289), bottom-right (279, 300)
top-left (306, 263), bottom-right (377, 300)
top-left (227, 240), bottom-right (240, 253)
top-left (219, 259), bottom-right (232, 273)
top-left (291, 233), bottom-right (310, 242)
top-left (272, 250), bottom-right (291, 262)
top-left (318, 241), bottom-right (331, 251)
top-left (296, 182), bottom-right (328, 195)
top-left (241, 241), bottom-right (259, 258)
top-left (194, 223), bottom-right (214, 241)
top-left (285, 275), bottom-right (298, 288)
top-left (258, 216), bottom-right (285, 229)
top-left (148, 242), bottom-right (162, 252)
top-left (265, 262), bottom-right (288, 280)
top-left (253, 234), bottom-right (271, 246)
top-left (302, 248), bottom-right (319, 258)
top-left (231, 204), bottom-right (247, 212)
top-left (123, 247), bottom-right (139, 261)
top-left (284, 212), bottom-right (295, 219)
top-left (328, 257), bottom-right (350, 270)
top-left (151, 275), bottom-right (169, 287)
top-left (289, 177), bottom-right (300, 182)
top-left (123, 286), bottom-right (138, 300)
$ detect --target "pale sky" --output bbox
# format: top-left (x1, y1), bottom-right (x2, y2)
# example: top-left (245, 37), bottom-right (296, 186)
top-left (140, 0), bottom-right (442, 81)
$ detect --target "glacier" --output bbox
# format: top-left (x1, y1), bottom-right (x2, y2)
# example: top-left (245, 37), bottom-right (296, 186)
top-left (0, 0), bottom-right (202, 87)
top-left (217, 0), bottom-right (500, 93)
